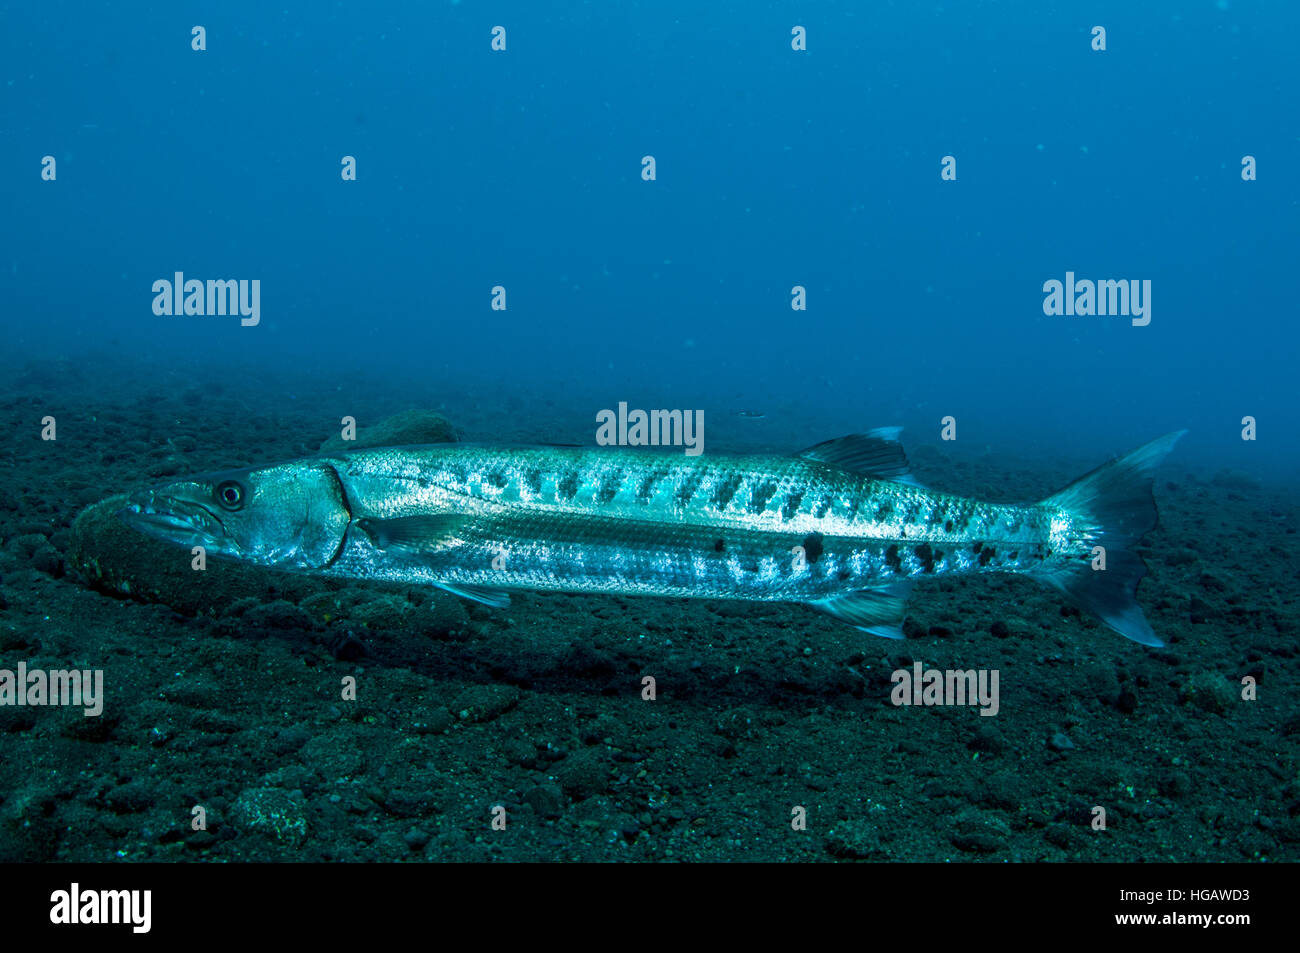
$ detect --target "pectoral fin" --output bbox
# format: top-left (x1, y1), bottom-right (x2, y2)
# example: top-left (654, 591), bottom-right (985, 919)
top-left (354, 516), bottom-right (510, 607)
top-left (810, 582), bottom-right (913, 639)
top-left (355, 515), bottom-right (468, 554)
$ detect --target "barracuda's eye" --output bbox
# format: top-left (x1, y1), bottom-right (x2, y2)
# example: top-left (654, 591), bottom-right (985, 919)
top-left (215, 480), bottom-right (246, 510)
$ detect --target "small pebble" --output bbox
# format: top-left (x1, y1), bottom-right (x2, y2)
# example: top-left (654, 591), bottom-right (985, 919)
top-left (1049, 731), bottom-right (1075, 752)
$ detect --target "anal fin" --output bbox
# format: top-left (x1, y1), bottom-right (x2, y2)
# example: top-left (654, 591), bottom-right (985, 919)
top-left (810, 583), bottom-right (913, 639)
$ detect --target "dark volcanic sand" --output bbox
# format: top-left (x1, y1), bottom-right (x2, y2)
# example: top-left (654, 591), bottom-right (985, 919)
top-left (0, 356), bottom-right (1296, 862)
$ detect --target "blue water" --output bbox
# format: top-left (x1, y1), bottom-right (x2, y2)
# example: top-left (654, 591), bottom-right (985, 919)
top-left (3, 1), bottom-right (1296, 477)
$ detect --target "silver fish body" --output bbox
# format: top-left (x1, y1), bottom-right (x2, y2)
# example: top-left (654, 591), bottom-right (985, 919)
top-left (325, 444), bottom-right (1050, 598)
top-left (119, 430), bottom-right (1184, 646)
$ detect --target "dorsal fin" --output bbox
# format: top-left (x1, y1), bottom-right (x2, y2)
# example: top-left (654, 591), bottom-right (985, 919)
top-left (797, 429), bottom-right (924, 487)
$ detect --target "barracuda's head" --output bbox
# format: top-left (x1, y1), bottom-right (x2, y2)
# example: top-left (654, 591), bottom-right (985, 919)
top-left (118, 461), bottom-right (351, 570)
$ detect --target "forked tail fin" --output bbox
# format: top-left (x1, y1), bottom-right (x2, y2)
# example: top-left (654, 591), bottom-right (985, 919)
top-left (1038, 431), bottom-right (1186, 646)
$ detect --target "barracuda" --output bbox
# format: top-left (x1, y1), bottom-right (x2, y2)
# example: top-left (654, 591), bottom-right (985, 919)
top-left (118, 429), bottom-right (1184, 646)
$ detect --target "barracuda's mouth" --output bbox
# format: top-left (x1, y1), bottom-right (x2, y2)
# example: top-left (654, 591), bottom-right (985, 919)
top-left (117, 494), bottom-right (234, 554)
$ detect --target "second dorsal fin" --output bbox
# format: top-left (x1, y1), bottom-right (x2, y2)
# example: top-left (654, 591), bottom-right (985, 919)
top-left (797, 428), bottom-right (924, 487)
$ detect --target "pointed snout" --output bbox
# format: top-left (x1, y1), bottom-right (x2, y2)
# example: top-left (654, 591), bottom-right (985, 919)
top-left (116, 487), bottom-right (221, 549)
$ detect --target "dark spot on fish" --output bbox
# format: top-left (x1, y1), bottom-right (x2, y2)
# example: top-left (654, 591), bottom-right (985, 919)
top-left (1008, 550), bottom-right (1019, 560)
top-left (597, 468), bottom-right (624, 503)
top-left (781, 490), bottom-right (805, 521)
top-left (748, 480), bottom-right (778, 515)
top-left (449, 464), bottom-right (468, 484)
top-left (712, 473), bottom-right (742, 510)
top-left (944, 520), bottom-right (953, 533)
top-left (558, 471), bottom-right (580, 501)
top-left (978, 546), bottom-right (995, 567)
top-left (801, 532), bottom-right (824, 564)
top-left (874, 501), bottom-right (893, 520)
top-left (675, 470), bottom-right (704, 508)
top-left (837, 568), bottom-right (852, 581)
top-left (713, 538), bottom-right (725, 553)
top-left (915, 543), bottom-right (936, 573)
top-left (885, 544), bottom-right (902, 572)
top-left (933, 548), bottom-right (944, 564)
top-left (972, 541), bottom-right (983, 553)
top-left (524, 468), bottom-right (543, 496)
top-left (637, 470), bottom-right (662, 502)
top-left (813, 497), bottom-right (832, 519)
top-left (486, 468), bottom-right (509, 489)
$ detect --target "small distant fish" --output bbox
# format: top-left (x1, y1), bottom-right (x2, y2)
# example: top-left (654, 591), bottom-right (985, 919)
top-left (734, 410), bottom-right (766, 419)
top-left (119, 429), bottom-right (1185, 647)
